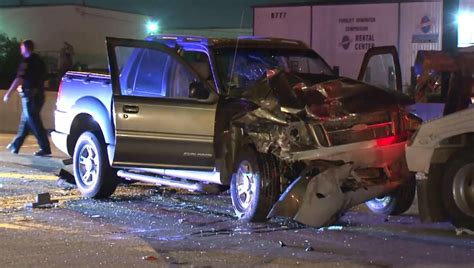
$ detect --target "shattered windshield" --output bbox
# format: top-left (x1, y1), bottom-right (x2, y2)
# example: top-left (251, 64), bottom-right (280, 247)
top-left (213, 48), bottom-right (334, 92)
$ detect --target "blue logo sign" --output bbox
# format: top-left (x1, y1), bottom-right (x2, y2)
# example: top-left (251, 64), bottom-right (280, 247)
top-left (339, 35), bottom-right (352, 50)
top-left (419, 16), bottom-right (432, 34)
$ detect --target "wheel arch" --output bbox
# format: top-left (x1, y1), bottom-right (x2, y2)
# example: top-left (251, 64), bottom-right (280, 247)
top-left (67, 114), bottom-right (105, 155)
top-left (430, 132), bottom-right (474, 167)
top-left (417, 133), bottom-right (474, 223)
top-left (66, 96), bottom-right (114, 155)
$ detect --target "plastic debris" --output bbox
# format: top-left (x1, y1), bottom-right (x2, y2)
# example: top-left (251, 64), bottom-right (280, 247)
top-left (278, 241), bottom-right (314, 252)
top-left (62, 158), bottom-right (73, 165)
top-left (455, 228), bottom-right (474, 236)
top-left (14, 216), bottom-right (33, 222)
top-left (26, 193), bottom-right (58, 208)
top-left (56, 168), bottom-right (76, 186)
top-left (318, 225), bottom-right (344, 231)
top-left (142, 255), bottom-right (158, 261)
top-left (56, 178), bottom-right (76, 190)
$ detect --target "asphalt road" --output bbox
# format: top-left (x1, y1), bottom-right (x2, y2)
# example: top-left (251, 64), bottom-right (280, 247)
top-left (0, 134), bottom-right (473, 267)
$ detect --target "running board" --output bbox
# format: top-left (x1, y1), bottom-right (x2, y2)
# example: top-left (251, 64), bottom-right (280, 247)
top-left (116, 170), bottom-right (216, 192)
top-left (135, 168), bottom-right (222, 184)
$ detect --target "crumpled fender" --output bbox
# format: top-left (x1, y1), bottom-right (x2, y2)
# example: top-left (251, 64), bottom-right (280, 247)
top-left (268, 164), bottom-right (353, 227)
top-left (268, 163), bottom-right (401, 227)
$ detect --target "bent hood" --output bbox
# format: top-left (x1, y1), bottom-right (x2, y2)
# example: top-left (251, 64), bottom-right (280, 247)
top-left (267, 73), bottom-right (413, 114)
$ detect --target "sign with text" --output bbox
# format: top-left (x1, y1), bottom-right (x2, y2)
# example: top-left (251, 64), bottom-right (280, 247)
top-left (332, 6), bottom-right (398, 53)
top-left (254, 6), bottom-right (312, 46)
top-left (337, 17), bottom-right (377, 52)
top-left (312, 4), bottom-right (398, 78)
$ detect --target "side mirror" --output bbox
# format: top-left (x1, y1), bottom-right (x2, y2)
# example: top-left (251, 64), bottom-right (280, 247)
top-left (189, 81), bottom-right (210, 100)
top-left (333, 66), bottom-right (340, 76)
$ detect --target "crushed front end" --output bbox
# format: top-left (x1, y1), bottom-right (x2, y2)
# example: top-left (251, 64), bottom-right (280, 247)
top-left (230, 71), bottom-right (420, 227)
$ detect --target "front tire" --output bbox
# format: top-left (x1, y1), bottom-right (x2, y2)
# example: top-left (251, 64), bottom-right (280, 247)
top-left (230, 146), bottom-right (280, 222)
top-left (73, 131), bottom-right (118, 198)
top-left (442, 149), bottom-right (474, 230)
top-left (365, 174), bottom-right (416, 216)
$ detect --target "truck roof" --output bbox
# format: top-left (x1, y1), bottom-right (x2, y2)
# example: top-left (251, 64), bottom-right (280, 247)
top-left (146, 34), bottom-right (309, 50)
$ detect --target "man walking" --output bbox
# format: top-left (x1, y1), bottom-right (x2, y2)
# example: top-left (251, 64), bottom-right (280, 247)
top-left (3, 40), bottom-right (51, 156)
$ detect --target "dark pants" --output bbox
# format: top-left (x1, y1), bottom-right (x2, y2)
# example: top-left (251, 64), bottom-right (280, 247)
top-left (10, 90), bottom-right (51, 153)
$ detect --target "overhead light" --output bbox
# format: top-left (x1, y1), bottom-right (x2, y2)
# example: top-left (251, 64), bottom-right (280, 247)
top-left (457, 11), bottom-right (474, 47)
top-left (146, 21), bottom-right (160, 35)
top-left (457, 11), bottom-right (474, 26)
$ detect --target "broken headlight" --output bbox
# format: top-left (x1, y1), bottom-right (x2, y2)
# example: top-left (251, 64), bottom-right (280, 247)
top-left (305, 99), bottom-right (348, 120)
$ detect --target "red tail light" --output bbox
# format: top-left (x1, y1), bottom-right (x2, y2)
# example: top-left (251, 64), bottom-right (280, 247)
top-left (376, 136), bottom-right (397, 147)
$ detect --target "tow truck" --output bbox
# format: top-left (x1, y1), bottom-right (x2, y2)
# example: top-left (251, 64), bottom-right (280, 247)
top-left (406, 48), bottom-right (474, 230)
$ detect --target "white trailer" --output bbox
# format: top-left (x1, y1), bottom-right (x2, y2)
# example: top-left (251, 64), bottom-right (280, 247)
top-left (253, 0), bottom-right (472, 92)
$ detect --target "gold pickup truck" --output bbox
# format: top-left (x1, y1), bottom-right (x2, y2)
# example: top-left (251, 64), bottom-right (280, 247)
top-left (52, 35), bottom-right (419, 227)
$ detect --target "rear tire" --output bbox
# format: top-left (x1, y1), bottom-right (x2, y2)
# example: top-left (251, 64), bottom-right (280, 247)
top-left (73, 131), bottom-right (118, 198)
top-left (442, 149), bottom-right (474, 230)
top-left (366, 174), bottom-right (416, 216)
top-left (230, 146), bottom-right (280, 222)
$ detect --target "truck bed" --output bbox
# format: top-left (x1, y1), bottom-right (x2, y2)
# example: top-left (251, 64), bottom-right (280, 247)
top-left (57, 71), bottom-right (113, 114)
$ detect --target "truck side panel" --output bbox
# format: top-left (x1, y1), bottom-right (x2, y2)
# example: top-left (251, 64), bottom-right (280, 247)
top-left (53, 72), bottom-right (114, 155)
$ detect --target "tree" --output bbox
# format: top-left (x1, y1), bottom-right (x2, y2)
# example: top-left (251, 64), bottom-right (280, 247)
top-left (0, 33), bottom-right (21, 88)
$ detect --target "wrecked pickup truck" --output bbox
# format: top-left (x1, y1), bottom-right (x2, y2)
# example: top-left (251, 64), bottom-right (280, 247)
top-left (52, 36), bottom-right (420, 227)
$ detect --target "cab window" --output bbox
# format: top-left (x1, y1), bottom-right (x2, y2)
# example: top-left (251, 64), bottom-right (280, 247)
top-left (132, 49), bottom-right (169, 97)
top-left (116, 46), bottom-right (212, 100)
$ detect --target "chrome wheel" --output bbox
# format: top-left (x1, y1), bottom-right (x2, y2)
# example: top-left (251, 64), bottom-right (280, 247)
top-left (366, 196), bottom-right (392, 210)
top-left (452, 163), bottom-right (474, 217)
top-left (78, 143), bottom-right (99, 186)
top-left (235, 160), bottom-right (258, 209)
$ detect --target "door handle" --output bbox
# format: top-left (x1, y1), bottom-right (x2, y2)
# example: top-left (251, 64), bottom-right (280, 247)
top-left (123, 105), bottom-right (139, 114)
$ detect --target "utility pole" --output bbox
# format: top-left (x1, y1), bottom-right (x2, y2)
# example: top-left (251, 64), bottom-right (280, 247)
top-left (442, 0), bottom-right (459, 52)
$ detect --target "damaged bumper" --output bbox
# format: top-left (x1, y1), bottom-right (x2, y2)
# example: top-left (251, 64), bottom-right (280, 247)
top-left (266, 135), bottom-right (409, 228)
top-left (289, 139), bottom-right (407, 168)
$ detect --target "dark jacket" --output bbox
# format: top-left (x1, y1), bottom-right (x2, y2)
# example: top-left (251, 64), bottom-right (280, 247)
top-left (16, 53), bottom-right (47, 91)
